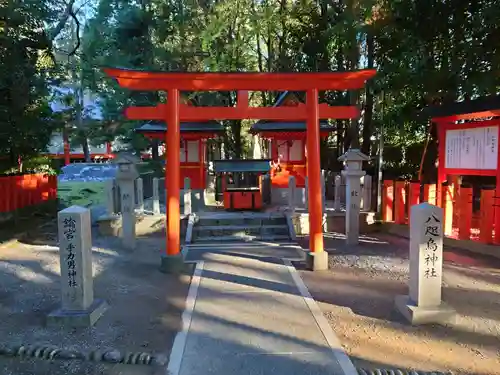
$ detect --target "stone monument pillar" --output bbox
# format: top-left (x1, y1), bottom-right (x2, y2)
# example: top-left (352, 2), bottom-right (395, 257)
top-left (184, 177), bottom-right (192, 215)
top-left (152, 177), bottom-right (161, 215)
top-left (338, 149), bottom-right (370, 245)
top-left (288, 175), bottom-right (296, 212)
top-left (136, 177), bottom-right (144, 215)
top-left (115, 154), bottom-right (139, 250)
top-left (48, 206), bottom-right (107, 327)
top-left (395, 203), bottom-right (455, 325)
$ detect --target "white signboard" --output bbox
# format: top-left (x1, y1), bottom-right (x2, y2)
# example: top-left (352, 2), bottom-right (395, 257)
top-left (445, 126), bottom-right (498, 170)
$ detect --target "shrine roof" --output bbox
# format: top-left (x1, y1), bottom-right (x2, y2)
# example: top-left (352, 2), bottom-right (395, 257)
top-left (213, 159), bottom-right (272, 173)
top-left (421, 94), bottom-right (500, 123)
top-left (250, 121), bottom-right (334, 133)
top-left (135, 121), bottom-right (224, 134)
top-left (250, 91), bottom-right (335, 133)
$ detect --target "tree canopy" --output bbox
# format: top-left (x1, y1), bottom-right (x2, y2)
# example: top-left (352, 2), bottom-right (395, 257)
top-left (1, 0), bottom-right (499, 178)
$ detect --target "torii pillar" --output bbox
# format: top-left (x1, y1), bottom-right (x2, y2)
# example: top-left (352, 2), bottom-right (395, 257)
top-left (305, 89), bottom-right (328, 270)
top-left (163, 89), bottom-right (183, 272)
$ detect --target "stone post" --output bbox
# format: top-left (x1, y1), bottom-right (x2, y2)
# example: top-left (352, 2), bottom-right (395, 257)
top-left (395, 203), bottom-right (455, 325)
top-left (183, 177), bottom-right (192, 215)
top-left (136, 177), bottom-right (144, 214)
top-left (152, 177), bottom-right (161, 215)
top-left (334, 175), bottom-right (341, 211)
top-left (48, 206), bottom-right (107, 327)
top-left (115, 154), bottom-right (139, 250)
top-left (339, 149), bottom-right (370, 245)
top-left (362, 175), bottom-right (372, 211)
top-left (288, 175), bottom-right (296, 212)
top-left (106, 180), bottom-right (115, 214)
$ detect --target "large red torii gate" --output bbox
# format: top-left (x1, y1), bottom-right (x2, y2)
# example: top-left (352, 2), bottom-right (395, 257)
top-left (103, 68), bottom-right (376, 271)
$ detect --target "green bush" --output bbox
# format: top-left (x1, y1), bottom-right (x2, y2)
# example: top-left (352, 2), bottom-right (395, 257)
top-left (0, 156), bottom-right (58, 176)
top-left (22, 156), bottom-right (58, 175)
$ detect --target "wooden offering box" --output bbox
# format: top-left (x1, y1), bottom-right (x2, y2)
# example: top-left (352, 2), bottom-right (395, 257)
top-left (214, 159), bottom-right (272, 211)
top-left (223, 187), bottom-right (263, 210)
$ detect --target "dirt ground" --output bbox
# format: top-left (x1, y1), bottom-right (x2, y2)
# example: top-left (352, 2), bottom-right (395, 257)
top-left (0, 220), bottom-right (191, 375)
top-left (297, 232), bottom-right (500, 375)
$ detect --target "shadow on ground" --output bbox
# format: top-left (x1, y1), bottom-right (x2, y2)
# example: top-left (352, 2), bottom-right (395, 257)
top-left (0, 224), bottom-right (191, 375)
top-left (0, 202), bottom-right (58, 246)
top-left (295, 231), bottom-right (500, 375)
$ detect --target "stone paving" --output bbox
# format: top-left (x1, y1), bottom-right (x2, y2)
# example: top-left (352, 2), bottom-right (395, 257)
top-left (175, 242), bottom-right (355, 375)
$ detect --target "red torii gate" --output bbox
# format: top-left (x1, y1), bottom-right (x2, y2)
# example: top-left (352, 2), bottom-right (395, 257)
top-left (103, 68), bottom-right (376, 271)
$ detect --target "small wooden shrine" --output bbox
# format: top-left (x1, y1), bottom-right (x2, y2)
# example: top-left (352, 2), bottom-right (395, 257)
top-left (250, 92), bottom-right (335, 188)
top-left (136, 120), bottom-right (224, 191)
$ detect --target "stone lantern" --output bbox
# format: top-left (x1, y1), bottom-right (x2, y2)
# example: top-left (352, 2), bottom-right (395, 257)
top-left (338, 148), bottom-right (370, 245)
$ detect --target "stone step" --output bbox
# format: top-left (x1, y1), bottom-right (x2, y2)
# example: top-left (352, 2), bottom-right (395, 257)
top-left (192, 234), bottom-right (291, 243)
top-left (197, 216), bottom-right (287, 227)
top-left (194, 224), bottom-right (289, 231)
top-left (193, 225), bottom-right (290, 238)
top-left (185, 241), bottom-right (300, 248)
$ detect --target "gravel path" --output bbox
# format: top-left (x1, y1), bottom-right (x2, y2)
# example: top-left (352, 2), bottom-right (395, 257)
top-left (0, 232), bottom-right (191, 375)
top-left (298, 232), bottom-right (500, 375)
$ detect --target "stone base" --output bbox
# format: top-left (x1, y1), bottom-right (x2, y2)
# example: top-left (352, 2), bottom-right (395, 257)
top-left (96, 214), bottom-right (121, 237)
top-left (305, 251), bottom-right (329, 271)
top-left (394, 295), bottom-right (456, 325)
top-left (159, 253), bottom-right (189, 274)
top-left (47, 299), bottom-right (108, 328)
top-left (291, 211), bottom-right (377, 236)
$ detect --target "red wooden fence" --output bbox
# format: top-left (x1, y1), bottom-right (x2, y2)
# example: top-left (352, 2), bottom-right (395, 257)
top-left (0, 174), bottom-right (57, 213)
top-left (382, 180), bottom-right (500, 245)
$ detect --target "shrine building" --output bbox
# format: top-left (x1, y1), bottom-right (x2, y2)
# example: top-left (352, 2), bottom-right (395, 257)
top-left (135, 106), bottom-right (224, 209)
top-left (250, 91), bottom-right (335, 205)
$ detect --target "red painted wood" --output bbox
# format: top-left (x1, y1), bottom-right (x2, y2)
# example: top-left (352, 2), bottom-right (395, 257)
top-left (126, 103), bottom-right (359, 121)
top-left (394, 181), bottom-right (406, 224)
top-left (47, 153), bottom-right (114, 159)
top-left (255, 131), bottom-right (332, 139)
top-left (141, 131), bottom-right (219, 141)
top-left (458, 187), bottom-right (473, 241)
top-left (442, 184), bottom-right (454, 236)
top-left (432, 111), bottom-right (500, 124)
top-left (0, 174), bottom-right (57, 213)
top-left (479, 188), bottom-right (495, 244)
top-left (104, 68), bottom-right (377, 91)
top-left (382, 180), bottom-right (394, 222)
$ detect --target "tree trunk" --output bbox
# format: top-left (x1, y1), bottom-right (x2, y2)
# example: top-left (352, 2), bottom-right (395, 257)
top-left (361, 30), bottom-right (374, 164)
top-left (346, 0), bottom-right (360, 149)
top-left (83, 137), bottom-right (91, 162)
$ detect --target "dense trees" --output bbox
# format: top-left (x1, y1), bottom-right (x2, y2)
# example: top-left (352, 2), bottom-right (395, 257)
top-left (1, 0), bottom-right (499, 178)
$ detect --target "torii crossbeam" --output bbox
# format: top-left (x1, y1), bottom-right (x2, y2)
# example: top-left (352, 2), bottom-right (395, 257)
top-left (103, 68), bottom-right (377, 272)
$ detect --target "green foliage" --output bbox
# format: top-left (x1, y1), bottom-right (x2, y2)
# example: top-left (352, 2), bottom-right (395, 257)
top-left (0, 0), bottom-right (60, 166)
top-left (1, 0), bottom-right (499, 180)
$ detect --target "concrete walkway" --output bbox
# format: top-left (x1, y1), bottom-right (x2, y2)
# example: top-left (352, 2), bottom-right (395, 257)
top-left (167, 242), bottom-right (357, 375)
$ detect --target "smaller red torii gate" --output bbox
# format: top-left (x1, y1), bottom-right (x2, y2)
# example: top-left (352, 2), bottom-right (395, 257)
top-left (103, 68), bottom-right (376, 271)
